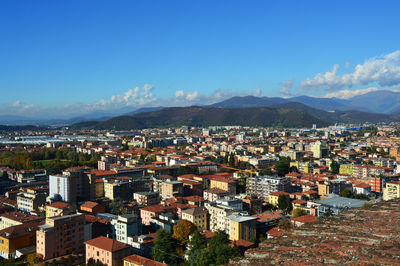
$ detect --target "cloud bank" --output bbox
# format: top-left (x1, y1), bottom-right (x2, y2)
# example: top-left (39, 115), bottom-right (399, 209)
top-left (300, 50), bottom-right (400, 91)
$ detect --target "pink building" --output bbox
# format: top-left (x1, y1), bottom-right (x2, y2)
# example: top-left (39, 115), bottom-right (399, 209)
top-left (140, 204), bottom-right (175, 225)
top-left (85, 236), bottom-right (131, 266)
top-left (36, 213), bottom-right (85, 260)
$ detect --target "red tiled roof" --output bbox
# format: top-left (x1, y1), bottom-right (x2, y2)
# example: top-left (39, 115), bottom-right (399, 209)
top-left (80, 201), bottom-right (100, 209)
top-left (291, 214), bottom-right (318, 224)
top-left (253, 212), bottom-right (282, 222)
top-left (232, 239), bottom-right (254, 248)
top-left (47, 202), bottom-right (69, 209)
top-left (123, 254), bottom-right (167, 266)
top-left (270, 191), bottom-right (289, 197)
top-left (266, 227), bottom-right (285, 238)
top-left (85, 236), bottom-right (129, 252)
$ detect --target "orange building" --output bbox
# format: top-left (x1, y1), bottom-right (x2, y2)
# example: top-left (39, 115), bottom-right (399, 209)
top-left (80, 201), bottom-right (106, 215)
top-left (85, 236), bottom-right (131, 266)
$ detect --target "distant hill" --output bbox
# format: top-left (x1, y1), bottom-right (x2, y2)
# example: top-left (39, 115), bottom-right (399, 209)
top-left (272, 102), bottom-right (400, 124)
top-left (208, 90), bottom-right (400, 114)
top-left (75, 106), bottom-right (329, 130)
top-left (124, 106), bottom-right (165, 116)
top-left (209, 96), bottom-right (288, 108)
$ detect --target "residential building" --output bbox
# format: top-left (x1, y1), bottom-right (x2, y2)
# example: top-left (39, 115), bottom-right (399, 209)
top-left (383, 181), bottom-right (400, 201)
top-left (123, 254), bottom-right (167, 266)
top-left (133, 192), bottom-right (160, 206)
top-left (248, 176), bottom-right (291, 199)
top-left (203, 188), bottom-right (229, 202)
top-left (85, 236), bottom-right (131, 266)
top-left (15, 169), bottom-right (47, 183)
top-left (269, 191), bottom-right (290, 206)
top-left (104, 179), bottom-right (133, 201)
top-left (226, 212), bottom-right (257, 241)
top-left (16, 187), bottom-right (47, 213)
top-left (46, 202), bottom-right (71, 218)
top-left (209, 177), bottom-right (236, 195)
top-left (216, 196), bottom-right (243, 211)
top-left (111, 214), bottom-right (142, 244)
top-left (369, 176), bottom-right (385, 193)
top-left (160, 180), bottom-right (183, 199)
top-left (0, 211), bottom-right (43, 230)
top-left (36, 213), bottom-right (85, 260)
top-left (310, 141), bottom-right (329, 158)
top-left (80, 201), bottom-right (106, 215)
top-left (0, 221), bottom-right (41, 259)
top-left (204, 202), bottom-right (233, 232)
top-left (181, 207), bottom-right (208, 231)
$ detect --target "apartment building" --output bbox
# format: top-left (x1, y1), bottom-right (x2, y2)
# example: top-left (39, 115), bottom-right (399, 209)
top-left (104, 179), bottom-right (133, 201)
top-left (0, 211), bottom-right (43, 230)
top-left (226, 212), bottom-right (257, 241)
top-left (111, 214), bottom-right (142, 244)
top-left (85, 236), bottom-right (131, 266)
top-left (160, 180), bottom-right (183, 199)
top-left (16, 187), bottom-right (47, 213)
top-left (247, 176), bottom-right (291, 199)
top-left (46, 202), bottom-right (71, 218)
top-left (36, 213), bottom-right (85, 260)
top-left (204, 202), bottom-right (233, 232)
top-left (181, 207), bottom-right (208, 231)
top-left (133, 192), bottom-right (160, 206)
top-left (209, 177), bottom-right (237, 195)
top-left (0, 221), bottom-right (41, 259)
top-left (383, 181), bottom-right (400, 201)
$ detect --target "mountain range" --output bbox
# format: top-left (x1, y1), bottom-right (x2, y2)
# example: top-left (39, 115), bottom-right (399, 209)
top-left (3, 90), bottom-right (400, 128)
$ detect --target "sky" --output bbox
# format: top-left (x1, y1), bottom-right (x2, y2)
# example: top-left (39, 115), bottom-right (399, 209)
top-left (1, 0), bottom-right (400, 118)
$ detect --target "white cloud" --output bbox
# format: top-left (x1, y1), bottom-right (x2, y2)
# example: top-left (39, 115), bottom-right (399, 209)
top-left (186, 91), bottom-right (199, 101)
top-left (300, 50), bottom-right (400, 91)
top-left (323, 87), bottom-right (379, 99)
top-left (175, 90), bottom-right (184, 98)
top-left (103, 84), bottom-right (157, 107)
top-left (280, 78), bottom-right (294, 96)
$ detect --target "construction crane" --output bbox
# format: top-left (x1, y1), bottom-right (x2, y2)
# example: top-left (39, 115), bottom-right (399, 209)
top-left (221, 165), bottom-right (257, 195)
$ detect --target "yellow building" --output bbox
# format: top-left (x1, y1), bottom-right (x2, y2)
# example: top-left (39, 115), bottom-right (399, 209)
top-left (181, 207), bottom-right (208, 231)
top-left (383, 181), bottom-right (400, 201)
top-left (310, 141), bottom-right (328, 159)
top-left (269, 191), bottom-right (289, 206)
top-left (0, 212), bottom-right (42, 230)
top-left (226, 213), bottom-right (257, 241)
top-left (123, 254), bottom-right (167, 266)
top-left (209, 178), bottom-right (236, 195)
top-left (95, 179), bottom-right (104, 198)
top-left (0, 222), bottom-right (39, 259)
top-left (290, 161), bottom-right (311, 173)
top-left (339, 164), bottom-right (353, 176)
top-left (46, 202), bottom-right (71, 218)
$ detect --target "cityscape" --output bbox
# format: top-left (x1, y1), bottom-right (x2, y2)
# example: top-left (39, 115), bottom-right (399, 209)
top-left (1, 1), bottom-right (400, 266)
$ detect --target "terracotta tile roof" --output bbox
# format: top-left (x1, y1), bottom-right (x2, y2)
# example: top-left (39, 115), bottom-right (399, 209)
top-left (291, 214), bottom-right (318, 224)
top-left (253, 212), bottom-right (282, 222)
top-left (80, 201), bottom-right (100, 209)
top-left (269, 191), bottom-right (289, 197)
top-left (85, 236), bottom-right (130, 252)
top-left (183, 196), bottom-right (204, 202)
top-left (266, 227), bottom-right (285, 238)
top-left (1, 211), bottom-right (43, 223)
top-left (200, 230), bottom-right (215, 239)
top-left (85, 215), bottom-right (110, 224)
top-left (47, 202), bottom-right (69, 209)
top-left (123, 254), bottom-right (167, 266)
top-left (232, 239), bottom-right (255, 248)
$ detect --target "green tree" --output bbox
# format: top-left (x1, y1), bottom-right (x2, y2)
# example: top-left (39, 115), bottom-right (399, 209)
top-left (291, 208), bottom-right (307, 217)
top-left (259, 167), bottom-right (273, 176)
top-left (275, 157), bottom-right (290, 177)
top-left (330, 160), bottom-right (340, 174)
top-left (187, 231), bottom-right (207, 262)
top-left (277, 195), bottom-right (291, 213)
top-left (340, 188), bottom-right (354, 198)
top-left (228, 153), bottom-right (235, 167)
top-left (152, 229), bottom-right (180, 265)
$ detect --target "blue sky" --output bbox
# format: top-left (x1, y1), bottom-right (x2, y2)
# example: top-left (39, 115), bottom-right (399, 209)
top-left (1, 0), bottom-right (400, 117)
